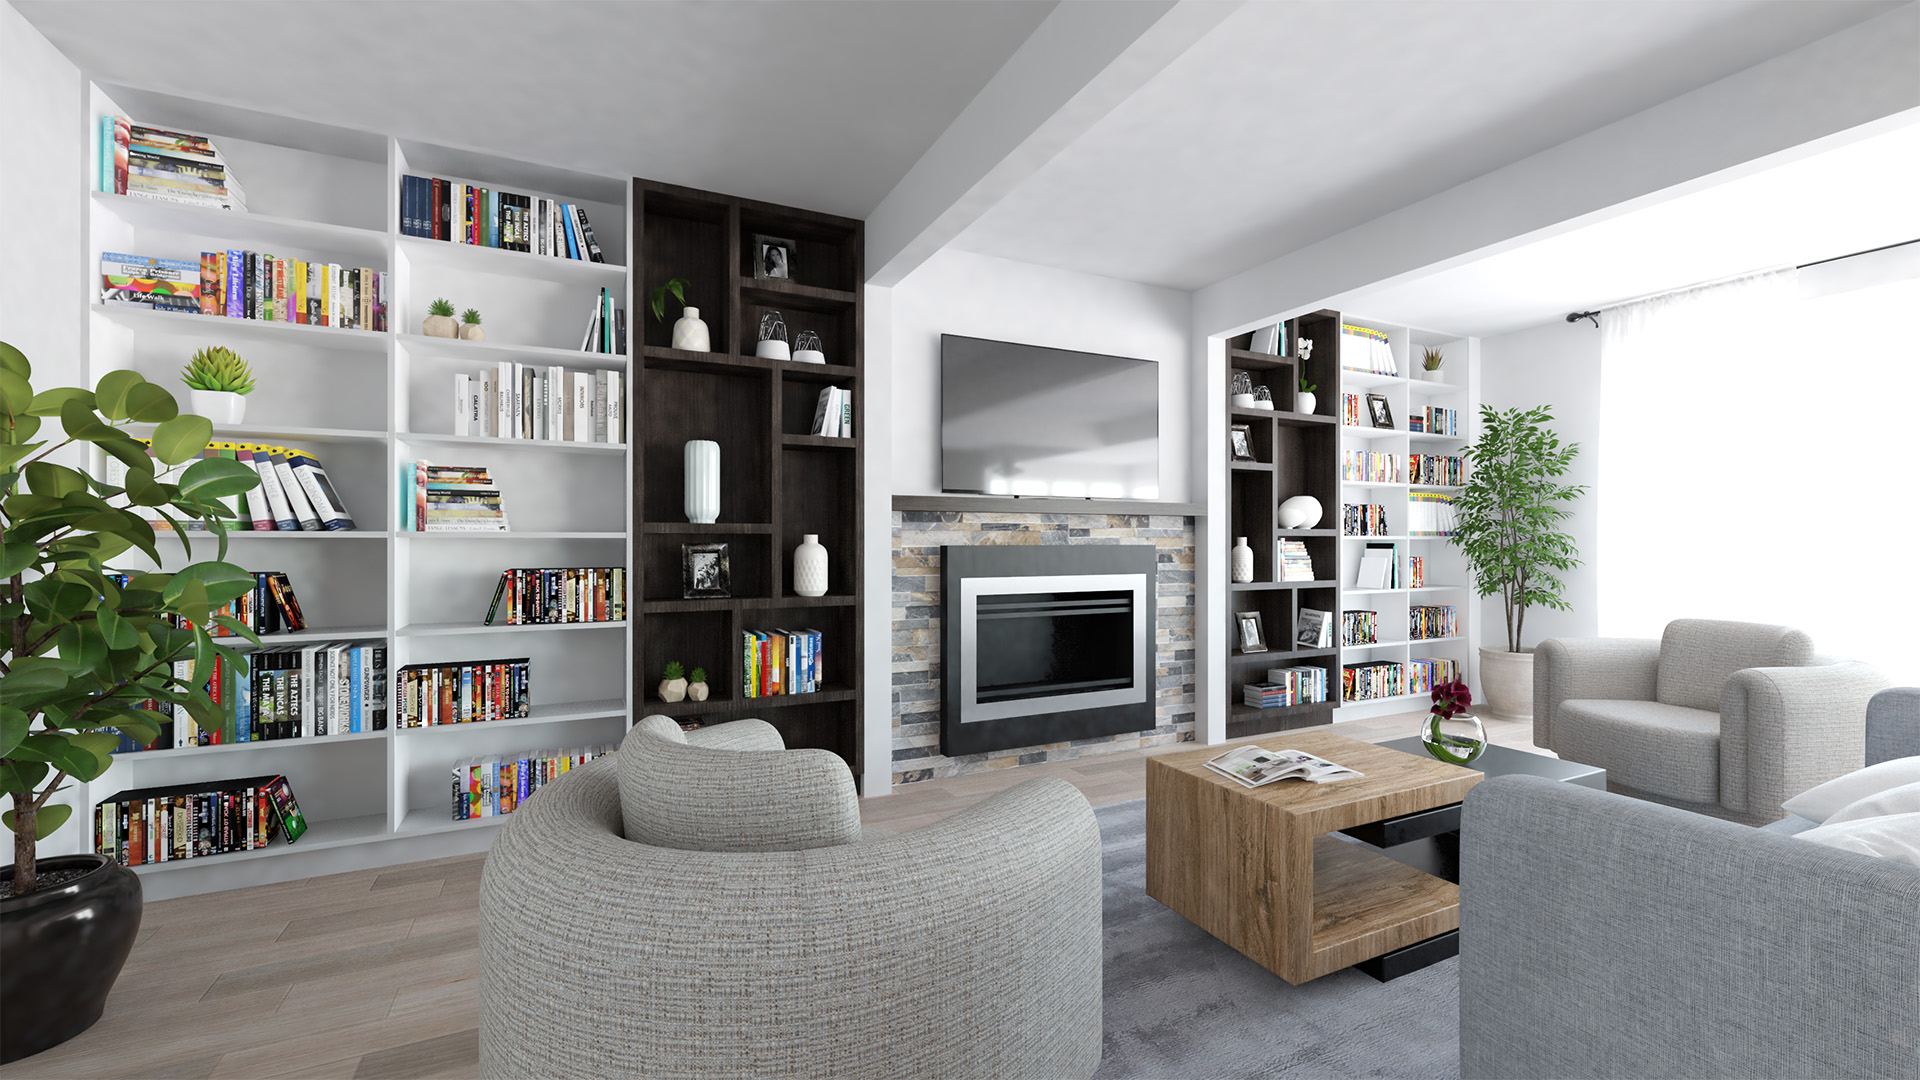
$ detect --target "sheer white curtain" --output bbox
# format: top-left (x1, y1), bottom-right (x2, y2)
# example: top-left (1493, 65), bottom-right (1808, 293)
top-left (1598, 267), bottom-right (1920, 680)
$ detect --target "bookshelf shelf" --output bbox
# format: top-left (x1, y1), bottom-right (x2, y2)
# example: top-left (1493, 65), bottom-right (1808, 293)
top-left (1407, 431), bottom-right (1467, 444)
top-left (739, 278), bottom-right (857, 309)
top-left (398, 531), bottom-right (624, 540)
top-left (782, 434), bottom-right (857, 450)
top-left (654, 688), bottom-right (858, 717)
top-left (232, 624), bottom-right (390, 645)
top-left (397, 620), bottom-right (627, 637)
top-left (125, 813), bottom-right (393, 874)
top-left (396, 432), bottom-right (627, 454)
top-left (159, 529), bottom-right (391, 541)
top-left (90, 192), bottom-right (390, 263)
top-left (1342, 425), bottom-right (1405, 441)
top-left (1232, 580), bottom-right (1337, 591)
top-left (1344, 480), bottom-right (1409, 489)
top-left (642, 595), bottom-right (856, 613)
top-left (109, 729), bottom-right (389, 762)
top-left (127, 421), bottom-right (387, 446)
top-left (631, 521), bottom-right (774, 535)
top-left (1227, 347), bottom-right (1291, 372)
top-left (395, 809), bottom-right (510, 837)
top-left (397, 234), bottom-right (627, 284)
top-left (395, 332), bottom-right (627, 367)
top-left (90, 303), bottom-right (390, 353)
top-left (398, 697), bottom-right (628, 735)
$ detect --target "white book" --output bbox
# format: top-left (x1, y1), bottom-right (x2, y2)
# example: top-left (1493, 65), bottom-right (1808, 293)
top-left (497, 362), bottom-right (514, 439)
top-left (453, 373), bottom-right (472, 436)
top-left (237, 450), bottom-right (275, 530)
top-left (593, 371), bottom-right (609, 443)
top-left (479, 368), bottom-right (494, 438)
top-left (812, 387), bottom-right (835, 436)
top-left (299, 645), bottom-right (318, 739)
top-left (469, 379), bottom-right (483, 437)
top-left (840, 387), bottom-right (852, 437)
top-left (607, 371), bottom-right (623, 445)
top-left (270, 452), bottom-right (321, 530)
top-left (548, 365), bottom-right (565, 441)
top-left (571, 372), bottom-right (592, 443)
top-left (330, 643), bottom-right (352, 736)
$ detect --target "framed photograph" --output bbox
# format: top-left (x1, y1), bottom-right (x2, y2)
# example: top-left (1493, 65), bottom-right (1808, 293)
top-left (1229, 423), bottom-right (1255, 461)
top-left (1366, 393), bottom-right (1394, 429)
top-left (1296, 608), bottom-right (1332, 649)
top-left (682, 542), bottom-right (731, 599)
top-left (753, 234), bottom-right (796, 280)
top-left (1236, 610), bottom-right (1268, 654)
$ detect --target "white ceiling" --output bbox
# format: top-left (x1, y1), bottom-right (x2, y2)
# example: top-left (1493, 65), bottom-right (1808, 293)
top-left (1331, 118), bottom-right (1920, 338)
top-left (14, 0), bottom-right (1054, 219)
top-left (950, 0), bottom-right (1900, 290)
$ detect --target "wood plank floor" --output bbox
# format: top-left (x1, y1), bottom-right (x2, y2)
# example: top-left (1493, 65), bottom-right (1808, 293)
top-left (2, 711), bottom-right (1535, 1080)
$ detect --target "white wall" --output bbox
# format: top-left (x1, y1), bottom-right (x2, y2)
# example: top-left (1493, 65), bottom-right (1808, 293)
top-left (0, 0), bottom-right (84, 384)
top-left (1477, 319), bottom-right (1601, 647)
top-left (887, 247), bottom-right (1195, 499)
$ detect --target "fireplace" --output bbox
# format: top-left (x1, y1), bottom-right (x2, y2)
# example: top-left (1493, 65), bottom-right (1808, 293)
top-left (942, 545), bottom-right (1156, 756)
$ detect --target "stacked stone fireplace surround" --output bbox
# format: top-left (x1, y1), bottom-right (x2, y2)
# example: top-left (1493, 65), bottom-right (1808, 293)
top-left (890, 511), bottom-right (1196, 786)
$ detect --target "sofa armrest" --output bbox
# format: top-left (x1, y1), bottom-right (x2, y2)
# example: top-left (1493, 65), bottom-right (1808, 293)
top-left (1459, 775), bottom-right (1920, 1080)
top-left (1868, 687), bottom-right (1920, 765)
top-left (1719, 661), bottom-right (1889, 816)
top-left (683, 717), bottom-right (784, 752)
top-left (1531, 637), bottom-right (1658, 750)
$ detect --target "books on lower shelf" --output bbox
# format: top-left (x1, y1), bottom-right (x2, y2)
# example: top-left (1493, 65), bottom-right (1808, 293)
top-left (99, 118), bottom-right (248, 211)
top-left (811, 386), bottom-right (853, 437)
top-left (1243, 666), bottom-right (1328, 708)
top-left (398, 175), bottom-right (604, 262)
top-left (1409, 605), bottom-right (1458, 640)
top-left (1407, 657), bottom-right (1461, 695)
top-left (1343, 503), bottom-right (1390, 536)
top-left (579, 287), bottom-right (625, 355)
top-left (1340, 325), bottom-right (1396, 375)
top-left (1343, 660), bottom-right (1405, 701)
top-left (400, 462), bottom-right (508, 532)
top-left (1342, 610), bottom-right (1378, 646)
top-left (398, 658), bottom-right (532, 727)
top-left (118, 641), bottom-right (388, 750)
top-left (94, 775), bottom-right (306, 868)
top-left (1408, 492), bottom-right (1457, 536)
top-left (1278, 539), bottom-right (1317, 582)
top-left (1408, 454), bottom-right (1462, 486)
top-left (207, 571), bottom-right (307, 636)
top-left (1205, 746), bottom-right (1360, 788)
top-left (100, 250), bottom-right (386, 330)
top-left (743, 628), bottom-right (823, 698)
top-left (450, 744), bottom-right (613, 821)
top-left (1409, 407), bottom-right (1459, 436)
top-left (451, 365), bottom-right (624, 443)
top-left (484, 568), bottom-right (627, 625)
top-left (1343, 450), bottom-right (1401, 483)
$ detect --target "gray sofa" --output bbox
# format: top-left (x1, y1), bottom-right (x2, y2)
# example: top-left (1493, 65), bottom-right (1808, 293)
top-left (1534, 619), bottom-right (1887, 824)
top-left (477, 716), bottom-right (1104, 1080)
top-left (1460, 688), bottom-right (1920, 1079)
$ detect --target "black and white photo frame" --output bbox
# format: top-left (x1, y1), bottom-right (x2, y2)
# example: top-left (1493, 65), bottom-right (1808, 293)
top-left (682, 542), bottom-right (732, 599)
top-left (1366, 393), bottom-right (1394, 430)
top-left (1236, 610), bottom-right (1268, 654)
top-left (753, 234), bottom-right (796, 280)
top-left (1229, 423), bottom-right (1255, 461)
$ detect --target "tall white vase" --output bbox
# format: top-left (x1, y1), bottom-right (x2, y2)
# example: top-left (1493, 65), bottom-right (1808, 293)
top-left (684, 441), bottom-right (719, 524)
top-left (671, 307), bottom-right (710, 352)
top-left (1231, 537), bottom-right (1254, 583)
top-left (793, 534), bottom-right (828, 597)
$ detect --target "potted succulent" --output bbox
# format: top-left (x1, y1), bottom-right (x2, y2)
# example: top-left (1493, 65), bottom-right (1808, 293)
top-left (423, 298), bottom-right (459, 339)
top-left (1420, 346), bottom-right (1446, 382)
top-left (1, 341), bottom-right (263, 1063)
top-left (1449, 404), bottom-right (1586, 720)
top-left (657, 660), bottom-right (688, 704)
top-left (178, 346), bottom-right (255, 424)
top-left (1296, 376), bottom-right (1317, 415)
top-left (686, 667), bottom-right (709, 703)
top-left (460, 308), bottom-right (485, 342)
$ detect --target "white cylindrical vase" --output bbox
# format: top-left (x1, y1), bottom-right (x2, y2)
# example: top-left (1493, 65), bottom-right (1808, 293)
top-left (1231, 537), bottom-right (1254, 583)
top-left (188, 390), bottom-right (246, 424)
top-left (793, 534), bottom-right (828, 597)
top-left (684, 441), bottom-right (720, 524)
top-left (672, 307), bottom-right (711, 352)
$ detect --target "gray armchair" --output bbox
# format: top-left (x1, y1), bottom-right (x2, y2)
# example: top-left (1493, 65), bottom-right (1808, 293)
top-left (1534, 619), bottom-right (1887, 824)
top-left (478, 716), bottom-right (1104, 1080)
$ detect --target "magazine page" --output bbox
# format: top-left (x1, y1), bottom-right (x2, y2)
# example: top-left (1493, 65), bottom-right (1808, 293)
top-left (1204, 746), bottom-right (1363, 788)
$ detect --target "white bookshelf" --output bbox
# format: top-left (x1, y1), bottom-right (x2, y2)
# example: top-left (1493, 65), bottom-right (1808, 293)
top-left (1334, 318), bottom-right (1480, 718)
top-left (75, 82), bottom-right (634, 900)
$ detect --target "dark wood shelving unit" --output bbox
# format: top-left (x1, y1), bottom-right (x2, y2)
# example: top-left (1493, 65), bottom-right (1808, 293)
top-left (632, 178), bottom-right (864, 776)
top-left (1225, 313), bottom-right (1343, 738)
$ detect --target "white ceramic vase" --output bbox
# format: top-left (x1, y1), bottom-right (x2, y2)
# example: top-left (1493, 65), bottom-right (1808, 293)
top-left (793, 534), bottom-right (828, 597)
top-left (1421, 367), bottom-right (1445, 382)
top-left (423, 314), bottom-right (458, 339)
top-left (1231, 537), bottom-right (1254, 584)
top-left (672, 307), bottom-right (711, 352)
top-left (1297, 391), bottom-right (1317, 415)
top-left (684, 441), bottom-right (719, 524)
top-left (792, 349), bottom-right (825, 365)
top-left (1478, 647), bottom-right (1536, 720)
top-left (1278, 495), bottom-right (1323, 529)
top-left (1230, 393), bottom-right (1257, 408)
top-left (755, 339), bottom-right (790, 361)
top-left (188, 389), bottom-right (246, 424)
top-left (460, 323), bottom-right (485, 341)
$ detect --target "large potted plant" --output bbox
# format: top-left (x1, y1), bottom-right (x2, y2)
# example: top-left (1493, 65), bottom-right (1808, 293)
top-left (0, 341), bottom-right (261, 1064)
top-left (1449, 404), bottom-right (1585, 720)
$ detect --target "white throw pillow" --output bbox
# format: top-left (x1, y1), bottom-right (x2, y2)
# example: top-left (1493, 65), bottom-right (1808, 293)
top-left (1780, 756), bottom-right (1920, 823)
top-left (1794, 812), bottom-right (1920, 868)
top-left (1825, 780), bottom-right (1920, 825)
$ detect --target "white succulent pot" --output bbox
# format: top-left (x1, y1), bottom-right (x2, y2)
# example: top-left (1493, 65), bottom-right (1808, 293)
top-left (1296, 391), bottom-right (1317, 415)
top-left (684, 440), bottom-right (720, 524)
top-left (657, 678), bottom-right (687, 704)
top-left (188, 389), bottom-right (246, 424)
top-left (1421, 367), bottom-right (1445, 382)
top-left (672, 307), bottom-right (711, 352)
top-left (793, 534), bottom-right (828, 597)
top-left (755, 338), bottom-right (791, 361)
top-left (791, 349), bottom-right (826, 365)
top-left (1478, 647), bottom-right (1535, 721)
top-left (1230, 537), bottom-right (1254, 584)
top-left (423, 314), bottom-right (459, 339)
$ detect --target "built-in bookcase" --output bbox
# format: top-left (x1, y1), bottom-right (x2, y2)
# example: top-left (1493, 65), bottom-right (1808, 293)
top-left (72, 82), bottom-right (633, 898)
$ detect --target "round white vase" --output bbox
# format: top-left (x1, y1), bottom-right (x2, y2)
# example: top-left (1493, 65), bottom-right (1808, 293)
top-left (1230, 537), bottom-right (1254, 584)
top-left (1278, 495), bottom-right (1323, 529)
top-left (1420, 367), bottom-right (1445, 382)
top-left (684, 441), bottom-right (720, 524)
top-left (672, 307), bottom-right (710, 352)
top-left (791, 349), bottom-right (826, 365)
top-left (1230, 393), bottom-right (1257, 408)
top-left (1297, 391), bottom-right (1317, 415)
top-left (188, 389), bottom-right (246, 424)
top-left (793, 534), bottom-right (828, 596)
top-left (1478, 647), bottom-right (1536, 720)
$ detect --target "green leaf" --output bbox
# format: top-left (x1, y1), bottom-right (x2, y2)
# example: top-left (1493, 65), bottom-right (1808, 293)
top-left (57, 622), bottom-right (109, 673)
top-left (0, 341), bottom-right (26, 378)
top-left (26, 386), bottom-right (93, 418)
top-left (0, 367), bottom-right (31, 421)
top-left (108, 716), bottom-right (161, 746)
top-left (95, 605), bottom-right (139, 649)
top-left (149, 414), bottom-right (211, 465)
top-left (0, 541), bottom-right (38, 578)
top-left (125, 381), bottom-right (180, 424)
top-left (24, 578), bottom-right (94, 621)
top-left (169, 577), bottom-right (211, 629)
top-left (2, 803), bottom-right (72, 839)
top-left (58, 398), bottom-right (116, 442)
top-left (181, 694), bottom-right (222, 740)
top-left (24, 461), bottom-right (89, 498)
top-left (168, 561), bottom-right (256, 607)
top-left (210, 616), bottom-right (261, 648)
top-left (92, 369), bottom-right (144, 420)
top-left (0, 706), bottom-right (29, 757)
top-left (177, 456), bottom-right (260, 500)
top-left (123, 467), bottom-right (172, 507)
top-left (99, 433), bottom-right (158, 473)
top-left (0, 760), bottom-right (50, 797)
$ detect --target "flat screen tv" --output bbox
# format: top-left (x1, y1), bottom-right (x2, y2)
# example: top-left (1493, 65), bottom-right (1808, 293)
top-left (940, 334), bottom-right (1159, 499)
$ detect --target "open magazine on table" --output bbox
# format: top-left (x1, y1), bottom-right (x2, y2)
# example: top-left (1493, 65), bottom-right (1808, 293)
top-left (1205, 746), bottom-right (1363, 788)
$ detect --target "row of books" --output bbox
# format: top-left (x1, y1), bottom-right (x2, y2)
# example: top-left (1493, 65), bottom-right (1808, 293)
top-left (94, 776), bottom-right (308, 869)
top-left (1409, 492), bottom-right (1458, 537)
top-left (1409, 407), bottom-right (1460, 436)
top-left (1342, 610), bottom-right (1379, 646)
top-left (1344, 660), bottom-right (1407, 701)
top-left (398, 175), bottom-right (605, 261)
top-left (1341, 325), bottom-right (1396, 375)
top-left (206, 571), bottom-right (307, 637)
top-left (451, 364), bottom-right (625, 443)
top-left (743, 629), bottom-right (825, 698)
top-left (1408, 454), bottom-right (1463, 487)
top-left (400, 463), bottom-right (507, 532)
top-left (580, 287), bottom-right (625, 354)
top-left (1279, 539), bottom-right (1317, 582)
top-left (1409, 606), bottom-right (1459, 641)
top-left (398, 658), bottom-right (532, 727)
top-left (1344, 450), bottom-right (1401, 484)
top-left (1340, 393), bottom-right (1367, 429)
top-left (1344, 503), bottom-right (1390, 536)
top-left (483, 568), bottom-right (628, 625)
top-left (810, 386), bottom-right (854, 438)
top-left (1408, 556), bottom-right (1427, 589)
top-left (98, 251), bottom-right (387, 332)
top-left (1242, 665), bottom-right (1328, 708)
top-left (99, 118), bottom-right (248, 211)
top-left (1406, 657), bottom-right (1462, 695)
top-left (450, 745), bottom-right (612, 820)
top-left (157, 442), bottom-right (357, 532)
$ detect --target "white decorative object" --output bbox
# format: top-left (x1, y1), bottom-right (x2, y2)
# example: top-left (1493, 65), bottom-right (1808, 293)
top-left (1295, 337), bottom-right (1314, 361)
top-left (1781, 758), bottom-right (1920, 823)
top-left (187, 389), bottom-right (245, 424)
top-left (1230, 393), bottom-right (1257, 408)
top-left (755, 310), bottom-right (790, 361)
top-left (1794, 812), bottom-right (1920, 868)
top-left (1296, 391), bottom-right (1317, 415)
top-left (423, 314), bottom-right (458, 339)
top-left (1478, 647), bottom-right (1535, 720)
top-left (1420, 367), bottom-right (1445, 383)
top-left (672, 306), bottom-right (711, 352)
top-left (1231, 537), bottom-right (1254, 583)
top-left (684, 441), bottom-right (719, 524)
top-left (792, 330), bottom-right (825, 365)
top-left (1824, 781), bottom-right (1920, 826)
top-left (1277, 495), bottom-right (1322, 529)
top-left (793, 534), bottom-right (828, 596)
top-left (687, 679), bottom-right (710, 702)
top-left (657, 676), bottom-right (687, 703)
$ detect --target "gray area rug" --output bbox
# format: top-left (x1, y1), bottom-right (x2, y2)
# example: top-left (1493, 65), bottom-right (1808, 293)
top-left (1094, 799), bottom-right (1461, 1080)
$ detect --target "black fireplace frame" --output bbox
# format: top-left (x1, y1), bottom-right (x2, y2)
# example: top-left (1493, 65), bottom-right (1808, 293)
top-left (940, 544), bottom-right (1157, 757)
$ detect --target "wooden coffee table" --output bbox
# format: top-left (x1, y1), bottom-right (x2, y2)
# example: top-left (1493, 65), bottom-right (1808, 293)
top-left (1145, 731), bottom-right (1481, 985)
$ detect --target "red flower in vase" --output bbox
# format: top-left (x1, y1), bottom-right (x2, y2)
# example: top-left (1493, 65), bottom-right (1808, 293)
top-left (1430, 679), bottom-right (1473, 720)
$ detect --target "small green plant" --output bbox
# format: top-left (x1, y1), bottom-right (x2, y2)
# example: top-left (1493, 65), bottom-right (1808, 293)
top-left (428, 298), bottom-right (455, 318)
top-left (650, 276), bottom-right (691, 323)
top-left (461, 308), bottom-right (482, 326)
top-left (687, 667), bottom-right (706, 684)
top-left (661, 660), bottom-right (685, 682)
top-left (1299, 376), bottom-right (1316, 394)
top-left (179, 347), bottom-right (255, 395)
top-left (1422, 346), bottom-right (1445, 371)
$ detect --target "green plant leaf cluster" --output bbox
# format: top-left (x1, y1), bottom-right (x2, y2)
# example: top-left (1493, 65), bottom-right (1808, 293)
top-left (179, 346), bottom-right (256, 395)
top-left (1, 340), bottom-right (262, 894)
top-left (687, 667), bottom-right (706, 684)
top-left (650, 277), bottom-right (690, 323)
top-left (1421, 346), bottom-right (1445, 371)
top-left (428, 298), bottom-right (456, 318)
top-left (661, 660), bottom-right (685, 681)
top-left (461, 308), bottom-right (482, 325)
top-left (1448, 404), bottom-right (1587, 652)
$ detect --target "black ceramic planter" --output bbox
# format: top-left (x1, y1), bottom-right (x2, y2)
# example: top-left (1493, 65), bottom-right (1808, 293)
top-left (0, 854), bottom-right (143, 1064)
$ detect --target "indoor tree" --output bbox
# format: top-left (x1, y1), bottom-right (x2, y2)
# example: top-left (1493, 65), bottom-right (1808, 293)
top-left (1, 341), bottom-right (262, 895)
top-left (1450, 404), bottom-right (1586, 652)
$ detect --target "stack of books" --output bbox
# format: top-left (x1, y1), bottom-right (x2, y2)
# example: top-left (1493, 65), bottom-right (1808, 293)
top-left (204, 571), bottom-right (306, 637)
top-left (451, 365), bottom-right (623, 443)
top-left (1408, 454), bottom-right (1463, 486)
top-left (743, 628), bottom-right (824, 698)
top-left (450, 745), bottom-right (613, 821)
top-left (400, 463), bottom-right (507, 532)
top-left (1342, 503), bottom-right (1390, 536)
top-left (398, 658), bottom-right (532, 727)
top-left (484, 568), bottom-right (627, 625)
top-left (1342, 610), bottom-right (1379, 646)
top-left (398, 175), bottom-right (604, 261)
top-left (1408, 492), bottom-right (1457, 537)
top-left (578, 287), bottom-right (625, 355)
top-left (1343, 660), bottom-right (1407, 701)
top-left (810, 386), bottom-right (853, 437)
top-left (1343, 450), bottom-right (1402, 483)
top-left (94, 775), bottom-right (306, 868)
top-left (1342, 392), bottom-right (1364, 428)
top-left (107, 443), bottom-right (355, 534)
top-left (242, 643), bottom-right (389, 742)
top-left (1243, 666), bottom-right (1327, 708)
top-left (1409, 605), bottom-right (1458, 641)
top-left (1340, 325), bottom-right (1396, 375)
top-left (100, 118), bottom-right (248, 211)
top-left (1279, 539), bottom-right (1316, 581)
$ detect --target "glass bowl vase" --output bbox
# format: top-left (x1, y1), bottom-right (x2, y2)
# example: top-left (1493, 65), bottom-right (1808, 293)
top-left (1421, 712), bottom-right (1488, 765)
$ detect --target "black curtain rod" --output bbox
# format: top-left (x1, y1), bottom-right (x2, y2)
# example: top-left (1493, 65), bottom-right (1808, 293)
top-left (1568, 236), bottom-right (1920, 325)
